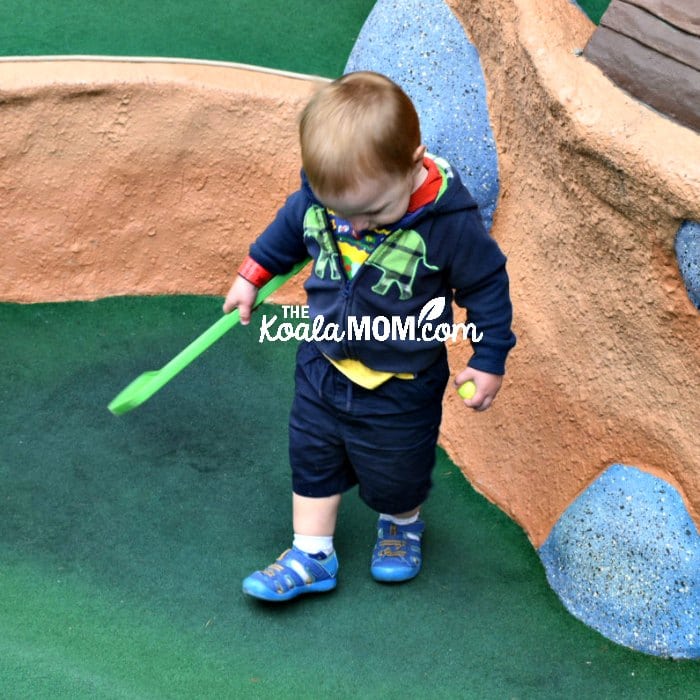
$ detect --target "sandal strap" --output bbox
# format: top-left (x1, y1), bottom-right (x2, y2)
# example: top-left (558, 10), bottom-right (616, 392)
top-left (255, 547), bottom-right (334, 594)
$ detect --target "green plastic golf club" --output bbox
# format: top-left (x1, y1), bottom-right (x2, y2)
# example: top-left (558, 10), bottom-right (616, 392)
top-left (108, 259), bottom-right (310, 415)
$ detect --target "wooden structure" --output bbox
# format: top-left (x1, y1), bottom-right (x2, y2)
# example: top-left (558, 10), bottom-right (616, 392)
top-left (584, 0), bottom-right (699, 131)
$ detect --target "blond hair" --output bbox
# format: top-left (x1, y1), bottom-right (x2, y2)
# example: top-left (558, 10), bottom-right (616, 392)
top-left (299, 71), bottom-right (421, 197)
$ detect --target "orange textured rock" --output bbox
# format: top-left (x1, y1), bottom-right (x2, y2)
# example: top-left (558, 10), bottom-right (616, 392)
top-left (1, 0), bottom-right (699, 548)
top-left (444, 0), bottom-right (699, 545)
top-left (0, 59), bottom-right (321, 303)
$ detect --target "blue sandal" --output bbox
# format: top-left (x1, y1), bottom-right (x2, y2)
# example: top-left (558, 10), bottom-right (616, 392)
top-left (242, 547), bottom-right (339, 602)
top-left (371, 518), bottom-right (425, 582)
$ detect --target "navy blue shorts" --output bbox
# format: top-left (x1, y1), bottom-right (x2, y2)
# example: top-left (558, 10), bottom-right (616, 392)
top-left (288, 342), bottom-right (450, 514)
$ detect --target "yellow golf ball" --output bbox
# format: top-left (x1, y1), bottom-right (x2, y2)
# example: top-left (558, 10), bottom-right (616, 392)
top-left (457, 380), bottom-right (476, 400)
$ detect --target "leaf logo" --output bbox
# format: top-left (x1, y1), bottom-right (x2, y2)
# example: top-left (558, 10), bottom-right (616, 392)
top-left (417, 297), bottom-right (445, 326)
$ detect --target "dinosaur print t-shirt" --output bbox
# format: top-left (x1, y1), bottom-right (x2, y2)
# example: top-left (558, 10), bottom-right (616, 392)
top-left (330, 157), bottom-right (445, 279)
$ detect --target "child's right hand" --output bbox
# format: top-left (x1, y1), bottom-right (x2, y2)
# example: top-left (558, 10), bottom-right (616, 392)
top-left (223, 276), bottom-right (259, 325)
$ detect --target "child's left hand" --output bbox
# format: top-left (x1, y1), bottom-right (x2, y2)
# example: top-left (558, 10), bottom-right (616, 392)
top-left (454, 368), bottom-right (503, 411)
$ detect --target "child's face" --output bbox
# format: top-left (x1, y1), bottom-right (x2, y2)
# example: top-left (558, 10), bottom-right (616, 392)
top-left (316, 148), bottom-right (427, 234)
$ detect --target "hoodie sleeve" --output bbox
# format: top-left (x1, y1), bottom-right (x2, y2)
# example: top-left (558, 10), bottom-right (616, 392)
top-left (449, 207), bottom-right (516, 375)
top-left (247, 187), bottom-right (311, 276)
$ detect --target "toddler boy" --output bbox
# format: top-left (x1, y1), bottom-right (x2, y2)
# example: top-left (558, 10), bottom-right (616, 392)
top-left (223, 71), bottom-right (515, 601)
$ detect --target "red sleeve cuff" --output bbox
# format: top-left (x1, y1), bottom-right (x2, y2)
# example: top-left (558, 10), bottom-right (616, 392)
top-left (238, 256), bottom-right (274, 288)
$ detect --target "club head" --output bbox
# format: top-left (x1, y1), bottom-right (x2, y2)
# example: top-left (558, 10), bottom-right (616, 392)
top-left (108, 371), bottom-right (162, 415)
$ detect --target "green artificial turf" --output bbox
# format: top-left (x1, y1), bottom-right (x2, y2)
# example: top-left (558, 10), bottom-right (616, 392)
top-left (0, 0), bottom-right (376, 77)
top-left (1, 298), bottom-right (699, 698)
top-left (2, 0), bottom-right (697, 695)
top-left (576, 0), bottom-right (611, 24)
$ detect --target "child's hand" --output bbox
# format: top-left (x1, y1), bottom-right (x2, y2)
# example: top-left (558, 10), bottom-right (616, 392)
top-left (454, 368), bottom-right (503, 412)
top-left (223, 276), bottom-right (259, 325)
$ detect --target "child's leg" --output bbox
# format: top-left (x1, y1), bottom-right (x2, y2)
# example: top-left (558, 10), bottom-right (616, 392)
top-left (292, 492), bottom-right (340, 557)
top-left (386, 508), bottom-right (420, 521)
top-left (345, 355), bottom-right (450, 583)
top-left (293, 492), bottom-right (341, 536)
top-left (242, 343), bottom-right (351, 602)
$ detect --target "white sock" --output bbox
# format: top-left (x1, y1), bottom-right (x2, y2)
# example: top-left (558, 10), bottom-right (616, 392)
top-left (293, 533), bottom-right (334, 557)
top-left (380, 512), bottom-right (420, 526)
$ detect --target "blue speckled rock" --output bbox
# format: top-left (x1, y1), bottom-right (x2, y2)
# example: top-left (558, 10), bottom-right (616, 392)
top-left (539, 464), bottom-right (699, 659)
top-left (345, 0), bottom-right (499, 232)
top-left (675, 220), bottom-right (700, 310)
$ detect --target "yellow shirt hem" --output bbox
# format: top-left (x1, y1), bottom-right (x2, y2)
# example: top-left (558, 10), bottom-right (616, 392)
top-left (324, 355), bottom-right (415, 389)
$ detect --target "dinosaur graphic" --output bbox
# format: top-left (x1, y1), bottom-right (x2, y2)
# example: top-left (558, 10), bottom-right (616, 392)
top-left (367, 229), bottom-right (438, 300)
top-left (303, 205), bottom-right (342, 281)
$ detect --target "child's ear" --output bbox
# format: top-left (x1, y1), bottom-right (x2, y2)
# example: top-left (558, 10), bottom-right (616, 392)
top-left (412, 144), bottom-right (427, 164)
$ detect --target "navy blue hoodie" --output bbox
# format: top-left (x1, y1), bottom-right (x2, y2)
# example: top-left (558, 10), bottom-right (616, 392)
top-left (248, 158), bottom-right (515, 375)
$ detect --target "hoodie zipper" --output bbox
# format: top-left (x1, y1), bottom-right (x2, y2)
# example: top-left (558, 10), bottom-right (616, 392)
top-left (336, 226), bottom-right (407, 359)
